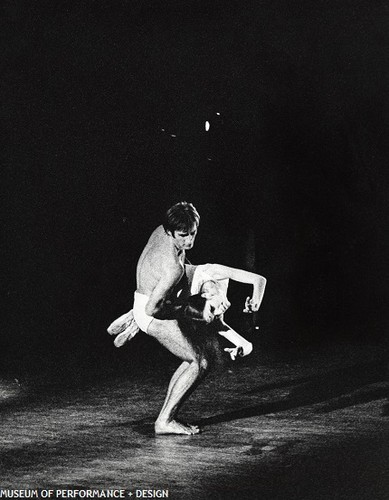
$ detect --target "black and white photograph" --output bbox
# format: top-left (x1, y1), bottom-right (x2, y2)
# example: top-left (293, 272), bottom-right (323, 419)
top-left (2, 1), bottom-right (389, 498)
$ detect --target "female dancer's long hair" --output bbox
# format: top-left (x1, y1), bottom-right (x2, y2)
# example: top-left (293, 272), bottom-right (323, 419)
top-left (177, 294), bottom-right (223, 367)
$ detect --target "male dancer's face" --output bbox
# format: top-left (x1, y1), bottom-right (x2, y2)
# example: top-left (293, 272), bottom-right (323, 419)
top-left (172, 224), bottom-right (198, 251)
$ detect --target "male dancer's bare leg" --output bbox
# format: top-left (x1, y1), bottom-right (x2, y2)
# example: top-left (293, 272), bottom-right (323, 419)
top-left (157, 361), bottom-right (200, 433)
top-left (147, 319), bottom-right (206, 435)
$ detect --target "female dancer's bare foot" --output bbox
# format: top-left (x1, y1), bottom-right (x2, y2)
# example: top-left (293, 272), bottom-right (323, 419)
top-left (107, 310), bottom-right (134, 335)
top-left (155, 419), bottom-right (201, 435)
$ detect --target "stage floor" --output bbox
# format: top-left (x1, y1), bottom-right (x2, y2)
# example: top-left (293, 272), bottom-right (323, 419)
top-left (1, 341), bottom-right (388, 499)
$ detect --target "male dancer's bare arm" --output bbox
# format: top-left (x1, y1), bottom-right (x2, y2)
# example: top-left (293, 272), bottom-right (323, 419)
top-left (145, 265), bottom-right (183, 317)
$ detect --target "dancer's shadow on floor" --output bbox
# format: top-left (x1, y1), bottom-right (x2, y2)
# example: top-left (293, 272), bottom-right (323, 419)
top-left (195, 358), bottom-right (389, 427)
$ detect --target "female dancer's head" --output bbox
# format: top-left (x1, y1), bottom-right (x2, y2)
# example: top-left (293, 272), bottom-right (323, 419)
top-left (178, 294), bottom-right (222, 367)
top-left (181, 294), bottom-right (210, 323)
top-left (182, 293), bottom-right (226, 324)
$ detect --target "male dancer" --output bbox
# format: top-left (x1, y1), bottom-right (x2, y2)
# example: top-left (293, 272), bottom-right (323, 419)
top-left (112, 202), bottom-right (227, 435)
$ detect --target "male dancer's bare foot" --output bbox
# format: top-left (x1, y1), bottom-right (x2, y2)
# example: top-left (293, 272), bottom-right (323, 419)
top-left (155, 419), bottom-right (201, 435)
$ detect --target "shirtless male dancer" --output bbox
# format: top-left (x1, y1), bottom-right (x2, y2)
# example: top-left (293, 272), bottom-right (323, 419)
top-left (126, 202), bottom-right (228, 435)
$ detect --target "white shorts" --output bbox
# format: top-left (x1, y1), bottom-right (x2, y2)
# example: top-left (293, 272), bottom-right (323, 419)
top-left (133, 291), bottom-right (154, 333)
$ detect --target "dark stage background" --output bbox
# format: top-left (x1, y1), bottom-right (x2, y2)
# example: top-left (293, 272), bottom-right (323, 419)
top-left (2, 0), bottom-right (389, 382)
